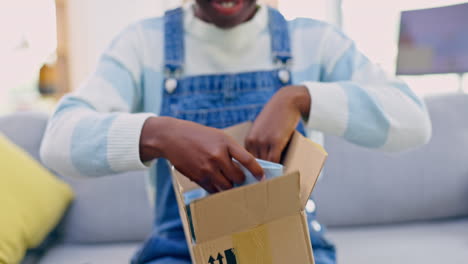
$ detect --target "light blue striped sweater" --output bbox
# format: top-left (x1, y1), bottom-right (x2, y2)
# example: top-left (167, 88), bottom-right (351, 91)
top-left (40, 5), bottom-right (431, 180)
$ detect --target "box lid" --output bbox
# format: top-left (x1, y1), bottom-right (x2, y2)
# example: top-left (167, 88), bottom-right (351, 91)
top-left (223, 122), bottom-right (328, 207)
top-left (187, 171), bottom-right (302, 243)
top-left (281, 129), bottom-right (328, 206)
top-left (171, 122), bottom-right (327, 242)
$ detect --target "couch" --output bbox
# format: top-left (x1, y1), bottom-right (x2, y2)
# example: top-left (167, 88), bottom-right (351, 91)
top-left (1, 93), bottom-right (467, 264)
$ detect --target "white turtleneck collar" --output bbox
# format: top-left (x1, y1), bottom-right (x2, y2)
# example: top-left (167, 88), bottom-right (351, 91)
top-left (183, 3), bottom-right (269, 51)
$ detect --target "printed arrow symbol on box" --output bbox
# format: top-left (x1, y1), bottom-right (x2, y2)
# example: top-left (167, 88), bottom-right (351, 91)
top-left (217, 253), bottom-right (224, 264)
top-left (208, 256), bottom-right (216, 264)
top-left (224, 249), bottom-right (237, 264)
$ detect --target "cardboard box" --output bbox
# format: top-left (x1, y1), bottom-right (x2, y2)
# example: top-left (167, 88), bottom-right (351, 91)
top-left (171, 122), bottom-right (327, 264)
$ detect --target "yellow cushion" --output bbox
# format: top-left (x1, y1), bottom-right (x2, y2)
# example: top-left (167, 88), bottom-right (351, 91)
top-left (0, 133), bottom-right (74, 264)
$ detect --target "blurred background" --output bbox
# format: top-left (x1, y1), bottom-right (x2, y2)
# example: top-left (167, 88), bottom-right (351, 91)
top-left (2, 2), bottom-right (468, 263)
top-left (1, 0), bottom-right (468, 115)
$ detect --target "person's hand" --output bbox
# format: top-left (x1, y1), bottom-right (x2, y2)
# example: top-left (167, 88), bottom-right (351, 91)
top-left (140, 117), bottom-right (264, 193)
top-left (245, 85), bottom-right (311, 163)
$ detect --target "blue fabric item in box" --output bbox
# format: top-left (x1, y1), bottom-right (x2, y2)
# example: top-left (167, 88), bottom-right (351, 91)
top-left (183, 159), bottom-right (284, 205)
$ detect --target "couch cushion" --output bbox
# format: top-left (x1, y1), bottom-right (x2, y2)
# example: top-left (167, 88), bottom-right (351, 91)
top-left (0, 112), bottom-right (154, 243)
top-left (327, 218), bottom-right (468, 264)
top-left (59, 171), bottom-right (154, 243)
top-left (38, 243), bottom-right (140, 264)
top-left (0, 112), bottom-right (48, 161)
top-left (315, 94), bottom-right (468, 227)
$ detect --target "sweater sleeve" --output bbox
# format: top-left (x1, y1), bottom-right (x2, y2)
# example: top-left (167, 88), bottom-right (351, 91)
top-left (40, 24), bottom-right (155, 177)
top-left (303, 26), bottom-right (432, 152)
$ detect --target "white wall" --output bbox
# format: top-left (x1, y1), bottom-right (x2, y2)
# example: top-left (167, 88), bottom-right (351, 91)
top-left (66, 0), bottom-right (337, 90)
top-left (0, 0), bottom-right (57, 113)
top-left (342, 0), bottom-right (468, 96)
top-left (66, 0), bottom-right (182, 90)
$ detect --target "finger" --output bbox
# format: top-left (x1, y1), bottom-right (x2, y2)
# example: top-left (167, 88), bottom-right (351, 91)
top-left (267, 144), bottom-right (282, 163)
top-left (196, 170), bottom-right (220, 194)
top-left (218, 155), bottom-right (245, 185)
top-left (213, 184), bottom-right (224, 193)
top-left (211, 169), bottom-right (233, 191)
top-left (258, 142), bottom-right (269, 161)
top-left (228, 142), bottom-right (264, 180)
top-left (254, 145), bottom-right (262, 159)
top-left (245, 139), bottom-right (260, 158)
top-left (199, 181), bottom-right (218, 194)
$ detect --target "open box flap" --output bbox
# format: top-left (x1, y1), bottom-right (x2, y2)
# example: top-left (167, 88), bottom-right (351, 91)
top-left (223, 121), bottom-right (252, 145)
top-left (189, 171), bottom-right (302, 243)
top-left (172, 167), bottom-right (200, 193)
top-left (171, 122), bottom-right (327, 244)
top-left (225, 122), bottom-right (328, 208)
top-left (283, 131), bottom-right (328, 207)
top-left (172, 170), bottom-right (198, 256)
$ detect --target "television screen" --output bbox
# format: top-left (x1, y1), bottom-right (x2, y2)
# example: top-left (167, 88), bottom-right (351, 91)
top-left (396, 3), bottom-right (468, 75)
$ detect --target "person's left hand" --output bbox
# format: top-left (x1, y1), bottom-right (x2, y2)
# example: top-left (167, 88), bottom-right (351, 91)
top-left (245, 85), bottom-right (311, 163)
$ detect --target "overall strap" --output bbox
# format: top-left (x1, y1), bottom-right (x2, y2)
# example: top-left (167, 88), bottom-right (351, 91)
top-left (164, 7), bottom-right (185, 74)
top-left (268, 7), bottom-right (293, 66)
top-left (268, 8), bottom-right (305, 135)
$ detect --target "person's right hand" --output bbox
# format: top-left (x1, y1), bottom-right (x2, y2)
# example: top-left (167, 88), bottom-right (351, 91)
top-left (139, 117), bottom-right (264, 193)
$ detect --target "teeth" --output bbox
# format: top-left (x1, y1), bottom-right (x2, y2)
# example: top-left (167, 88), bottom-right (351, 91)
top-left (221, 1), bottom-right (235, 8)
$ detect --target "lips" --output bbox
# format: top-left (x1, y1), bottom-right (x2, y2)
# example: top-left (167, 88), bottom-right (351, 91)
top-left (210, 0), bottom-right (244, 16)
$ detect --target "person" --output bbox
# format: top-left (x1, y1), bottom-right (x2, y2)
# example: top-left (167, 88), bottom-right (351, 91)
top-left (40, 0), bottom-right (432, 263)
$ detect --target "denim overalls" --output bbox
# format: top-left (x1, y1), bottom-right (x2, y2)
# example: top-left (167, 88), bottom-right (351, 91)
top-left (132, 7), bottom-right (336, 264)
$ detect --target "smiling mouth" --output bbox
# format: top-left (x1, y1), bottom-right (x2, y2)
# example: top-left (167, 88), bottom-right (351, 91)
top-left (210, 0), bottom-right (244, 16)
